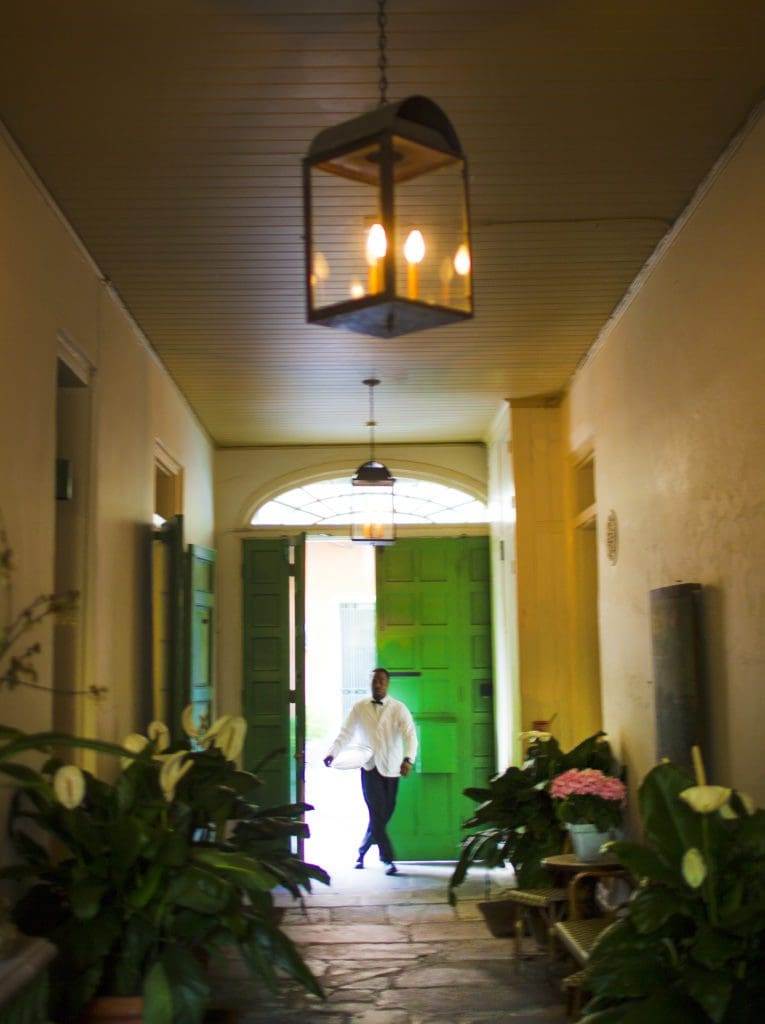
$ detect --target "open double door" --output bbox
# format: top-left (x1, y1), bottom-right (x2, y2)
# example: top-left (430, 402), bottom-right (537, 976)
top-left (242, 535), bottom-right (495, 861)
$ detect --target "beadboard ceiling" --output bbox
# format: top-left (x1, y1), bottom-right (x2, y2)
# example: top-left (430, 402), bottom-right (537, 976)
top-left (2, 1), bottom-right (764, 446)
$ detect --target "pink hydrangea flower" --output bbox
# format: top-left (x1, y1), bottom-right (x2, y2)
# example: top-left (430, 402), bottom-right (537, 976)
top-left (551, 768), bottom-right (626, 805)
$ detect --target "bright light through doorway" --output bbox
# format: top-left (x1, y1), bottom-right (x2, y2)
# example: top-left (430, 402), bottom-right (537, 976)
top-left (303, 538), bottom-right (379, 870)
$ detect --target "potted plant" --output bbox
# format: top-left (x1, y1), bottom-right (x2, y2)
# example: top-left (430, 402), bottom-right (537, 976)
top-left (550, 767), bottom-right (627, 861)
top-left (1, 710), bottom-right (329, 1024)
top-left (449, 730), bottom-right (619, 903)
top-left (580, 751), bottom-right (765, 1022)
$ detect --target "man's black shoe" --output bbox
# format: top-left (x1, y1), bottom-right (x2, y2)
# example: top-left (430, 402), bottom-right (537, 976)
top-left (385, 863), bottom-right (398, 876)
top-left (354, 857), bottom-right (364, 869)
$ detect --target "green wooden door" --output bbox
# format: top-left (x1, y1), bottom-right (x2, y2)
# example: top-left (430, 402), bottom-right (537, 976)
top-left (376, 536), bottom-right (495, 860)
top-left (187, 544), bottom-right (216, 728)
top-left (242, 538), bottom-right (305, 812)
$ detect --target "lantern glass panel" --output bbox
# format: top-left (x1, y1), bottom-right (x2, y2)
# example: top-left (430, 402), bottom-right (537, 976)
top-left (350, 483), bottom-right (395, 545)
top-left (393, 148), bottom-right (471, 312)
top-left (309, 146), bottom-right (384, 311)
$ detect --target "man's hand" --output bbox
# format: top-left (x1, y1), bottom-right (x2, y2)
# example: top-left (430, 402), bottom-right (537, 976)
top-left (323, 755), bottom-right (334, 768)
top-left (400, 759), bottom-right (412, 777)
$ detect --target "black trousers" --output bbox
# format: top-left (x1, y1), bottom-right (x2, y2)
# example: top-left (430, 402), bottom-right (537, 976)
top-left (358, 767), bottom-right (399, 864)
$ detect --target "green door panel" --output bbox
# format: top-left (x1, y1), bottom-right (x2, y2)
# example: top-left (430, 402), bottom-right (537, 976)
top-left (376, 536), bottom-right (495, 860)
top-left (242, 538), bottom-right (305, 816)
top-left (187, 544), bottom-right (216, 730)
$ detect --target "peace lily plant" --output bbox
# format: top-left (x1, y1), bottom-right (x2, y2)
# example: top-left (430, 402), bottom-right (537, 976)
top-left (580, 748), bottom-right (765, 1023)
top-left (1, 707), bottom-right (328, 1024)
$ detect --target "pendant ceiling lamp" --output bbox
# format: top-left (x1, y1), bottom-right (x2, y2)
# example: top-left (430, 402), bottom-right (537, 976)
top-left (351, 378), bottom-right (396, 545)
top-left (303, 0), bottom-right (473, 338)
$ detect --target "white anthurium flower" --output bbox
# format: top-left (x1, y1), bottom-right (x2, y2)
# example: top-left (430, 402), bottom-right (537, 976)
top-left (681, 847), bottom-right (707, 889)
top-left (181, 704), bottom-right (201, 740)
top-left (53, 765), bottom-right (86, 810)
top-left (159, 750), bottom-right (193, 802)
top-left (147, 720), bottom-right (170, 752)
top-left (121, 732), bottom-right (149, 768)
top-left (212, 716), bottom-right (247, 761)
top-left (679, 785), bottom-right (732, 815)
top-left (518, 730), bottom-right (552, 742)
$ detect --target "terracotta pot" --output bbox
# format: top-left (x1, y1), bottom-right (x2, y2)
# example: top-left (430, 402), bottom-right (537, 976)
top-left (78, 996), bottom-right (143, 1023)
top-left (477, 898), bottom-right (517, 937)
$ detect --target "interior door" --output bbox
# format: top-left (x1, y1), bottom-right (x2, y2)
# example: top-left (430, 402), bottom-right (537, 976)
top-left (376, 536), bottom-right (495, 860)
top-left (242, 538), bottom-right (305, 818)
top-left (187, 544), bottom-right (216, 729)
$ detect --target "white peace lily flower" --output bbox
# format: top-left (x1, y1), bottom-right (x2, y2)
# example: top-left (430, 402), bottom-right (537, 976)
top-left (212, 716), bottom-right (247, 761)
top-left (181, 704), bottom-right (201, 740)
top-left (159, 750), bottom-right (193, 802)
top-left (518, 730), bottom-right (551, 742)
top-left (681, 847), bottom-right (707, 889)
top-left (719, 802), bottom-right (737, 820)
top-left (147, 720), bottom-right (170, 752)
top-left (679, 785), bottom-right (732, 814)
top-left (53, 765), bottom-right (86, 810)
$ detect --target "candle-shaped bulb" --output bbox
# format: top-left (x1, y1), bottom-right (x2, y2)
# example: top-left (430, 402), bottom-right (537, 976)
top-left (404, 229), bottom-right (426, 265)
top-left (404, 229), bottom-right (425, 300)
top-left (453, 243), bottom-right (471, 276)
top-left (366, 223), bottom-right (387, 263)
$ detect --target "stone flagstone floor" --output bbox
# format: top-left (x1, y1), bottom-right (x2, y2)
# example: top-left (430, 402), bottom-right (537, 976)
top-left (209, 858), bottom-right (570, 1024)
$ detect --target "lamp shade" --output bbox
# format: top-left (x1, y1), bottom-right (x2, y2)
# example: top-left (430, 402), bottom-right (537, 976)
top-left (304, 96), bottom-right (473, 338)
top-left (351, 460), bottom-right (396, 545)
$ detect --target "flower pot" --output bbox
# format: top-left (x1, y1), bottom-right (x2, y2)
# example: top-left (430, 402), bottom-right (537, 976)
top-left (477, 898), bottom-right (518, 937)
top-left (78, 996), bottom-right (143, 1023)
top-left (567, 823), bottom-right (611, 862)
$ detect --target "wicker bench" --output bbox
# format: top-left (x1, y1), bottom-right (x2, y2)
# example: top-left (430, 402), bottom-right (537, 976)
top-left (552, 869), bottom-right (631, 1018)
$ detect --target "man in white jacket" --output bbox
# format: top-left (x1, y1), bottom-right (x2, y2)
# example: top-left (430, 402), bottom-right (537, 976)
top-left (324, 667), bottom-right (418, 875)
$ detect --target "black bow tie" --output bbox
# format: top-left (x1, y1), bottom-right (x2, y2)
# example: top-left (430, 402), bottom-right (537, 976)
top-left (371, 699), bottom-right (384, 705)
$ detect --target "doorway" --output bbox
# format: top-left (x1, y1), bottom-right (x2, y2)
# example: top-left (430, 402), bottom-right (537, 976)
top-left (303, 538), bottom-right (375, 869)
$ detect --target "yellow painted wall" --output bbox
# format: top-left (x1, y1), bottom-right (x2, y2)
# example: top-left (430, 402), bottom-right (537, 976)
top-left (0, 128), bottom-right (215, 758)
top-left (566, 107), bottom-right (765, 800)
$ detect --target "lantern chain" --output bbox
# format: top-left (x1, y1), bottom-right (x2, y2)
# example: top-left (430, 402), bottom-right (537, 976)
top-left (363, 377), bottom-right (380, 460)
top-left (377, 0), bottom-right (388, 105)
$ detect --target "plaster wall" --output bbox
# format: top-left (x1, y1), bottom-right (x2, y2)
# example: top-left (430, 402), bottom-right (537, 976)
top-left (0, 128), bottom-right (214, 753)
top-left (566, 108), bottom-right (765, 800)
top-left (486, 404), bottom-right (519, 769)
top-left (214, 443), bottom-right (488, 717)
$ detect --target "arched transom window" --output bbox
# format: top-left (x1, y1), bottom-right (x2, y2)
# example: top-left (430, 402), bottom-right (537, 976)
top-left (251, 477), bottom-right (488, 527)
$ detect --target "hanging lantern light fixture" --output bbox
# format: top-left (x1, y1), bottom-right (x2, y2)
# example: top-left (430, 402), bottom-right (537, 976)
top-left (303, 0), bottom-right (473, 338)
top-left (351, 378), bottom-right (396, 545)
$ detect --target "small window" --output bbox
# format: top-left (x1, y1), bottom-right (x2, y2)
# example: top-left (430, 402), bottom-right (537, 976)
top-left (252, 477), bottom-right (488, 527)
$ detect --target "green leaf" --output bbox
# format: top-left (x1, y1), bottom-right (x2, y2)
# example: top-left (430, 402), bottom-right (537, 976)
top-left (607, 841), bottom-right (680, 887)
top-left (639, 763), bottom-right (700, 864)
top-left (629, 886), bottom-right (692, 934)
top-left (70, 878), bottom-right (108, 919)
top-left (143, 962), bottom-right (174, 1024)
top-left (683, 963), bottom-right (733, 1022)
top-left (690, 926), bottom-right (745, 970)
top-left (168, 865), bottom-right (233, 914)
top-left (157, 945), bottom-right (210, 1024)
top-left (191, 848), bottom-right (278, 891)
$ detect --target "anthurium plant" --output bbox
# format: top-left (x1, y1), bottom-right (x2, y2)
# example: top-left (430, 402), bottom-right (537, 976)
top-left (581, 752), bottom-right (765, 1023)
top-left (1, 710), bottom-right (329, 1024)
top-left (449, 731), bottom-right (619, 899)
